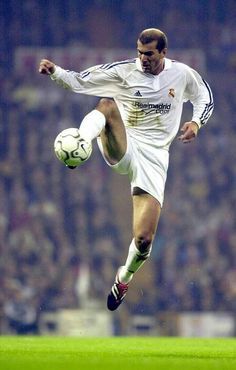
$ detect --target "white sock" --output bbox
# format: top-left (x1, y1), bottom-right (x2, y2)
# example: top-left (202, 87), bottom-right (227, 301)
top-left (79, 110), bottom-right (106, 142)
top-left (118, 239), bottom-right (152, 284)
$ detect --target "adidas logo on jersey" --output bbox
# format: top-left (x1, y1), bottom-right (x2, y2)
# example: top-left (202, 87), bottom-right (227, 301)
top-left (134, 90), bottom-right (142, 97)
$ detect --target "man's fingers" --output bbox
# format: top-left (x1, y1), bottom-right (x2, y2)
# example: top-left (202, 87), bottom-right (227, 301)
top-left (39, 66), bottom-right (47, 74)
top-left (39, 66), bottom-right (51, 75)
top-left (178, 128), bottom-right (194, 142)
top-left (39, 67), bottom-right (50, 75)
top-left (178, 135), bottom-right (192, 143)
top-left (39, 60), bottom-right (55, 75)
top-left (182, 138), bottom-right (193, 144)
top-left (39, 62), bottom-right (49, 74)
top-left (178, 122), bottom-right (198, 143)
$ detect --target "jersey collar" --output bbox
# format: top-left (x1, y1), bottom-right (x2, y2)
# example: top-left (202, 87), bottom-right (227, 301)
top-left (163, 58), bottom-right (172, 70)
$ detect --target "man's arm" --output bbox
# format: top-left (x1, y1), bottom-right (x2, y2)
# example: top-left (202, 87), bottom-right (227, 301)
top-left (38, 58), bottom-right (119, 97)
top-left (179, 67), bottom-right (214, 143)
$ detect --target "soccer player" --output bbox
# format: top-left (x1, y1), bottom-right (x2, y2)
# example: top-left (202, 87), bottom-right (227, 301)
top-left (39, 28), bottom-right (214, 311)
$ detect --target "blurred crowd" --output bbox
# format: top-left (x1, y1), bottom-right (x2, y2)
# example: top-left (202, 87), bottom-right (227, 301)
top-left (0, 84), bottom-right (123, 333)
top-left (0, 0), bottom-right (236, 334)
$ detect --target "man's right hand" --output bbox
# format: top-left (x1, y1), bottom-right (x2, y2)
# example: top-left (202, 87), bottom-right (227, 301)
top-left (39, 59), bottom-right (56, 75)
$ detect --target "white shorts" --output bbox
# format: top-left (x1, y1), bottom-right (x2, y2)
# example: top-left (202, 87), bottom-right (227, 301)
top-left (97, 134), bottom-right (169, 207)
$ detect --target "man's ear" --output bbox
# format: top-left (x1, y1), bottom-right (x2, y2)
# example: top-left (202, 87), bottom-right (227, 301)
top-left (162, 48), bottom-right (167, 56)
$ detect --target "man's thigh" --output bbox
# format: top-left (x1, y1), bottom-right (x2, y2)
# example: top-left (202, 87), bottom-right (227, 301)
top-left (96, 99), bottom-right (127, 164)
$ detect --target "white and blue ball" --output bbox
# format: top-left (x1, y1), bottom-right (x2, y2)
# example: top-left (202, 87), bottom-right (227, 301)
top-left (54, 128), bottom-right (92, 168)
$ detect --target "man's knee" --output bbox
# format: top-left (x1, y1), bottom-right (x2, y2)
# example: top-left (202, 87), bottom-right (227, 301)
top-left (96, 98), bottom-right (121, 124)
top-left (134, 234), bottom-right (153, 254)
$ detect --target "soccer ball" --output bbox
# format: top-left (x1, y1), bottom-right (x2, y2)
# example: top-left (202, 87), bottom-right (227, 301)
top-left (54, 128), bottom-right (92, 168)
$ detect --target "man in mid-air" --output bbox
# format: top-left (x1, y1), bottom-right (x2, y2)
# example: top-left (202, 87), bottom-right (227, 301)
top-left (39, 28), bottom-right (213, 311)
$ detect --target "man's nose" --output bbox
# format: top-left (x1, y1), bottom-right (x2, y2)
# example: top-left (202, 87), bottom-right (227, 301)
top-left (140, 54), bottom-right (148, 62)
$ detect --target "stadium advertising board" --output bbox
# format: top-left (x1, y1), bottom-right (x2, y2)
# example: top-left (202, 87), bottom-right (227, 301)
top-left (15, 47), bottom-right (206, 73)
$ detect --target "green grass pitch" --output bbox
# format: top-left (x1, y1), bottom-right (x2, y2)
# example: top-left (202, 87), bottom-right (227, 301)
top-left (0, 337), bottom-right (235, 370)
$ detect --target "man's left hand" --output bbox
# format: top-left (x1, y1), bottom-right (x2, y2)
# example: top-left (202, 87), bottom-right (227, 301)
top-left (178, 121), bottom-right (199, 143)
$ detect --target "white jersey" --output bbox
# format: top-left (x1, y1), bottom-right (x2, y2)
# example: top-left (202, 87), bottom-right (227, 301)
top-left (51, 57), bottom-right (213, 150)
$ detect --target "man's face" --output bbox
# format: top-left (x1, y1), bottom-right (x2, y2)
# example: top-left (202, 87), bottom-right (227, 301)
top-left (137, 40), bottom-right (166, 75)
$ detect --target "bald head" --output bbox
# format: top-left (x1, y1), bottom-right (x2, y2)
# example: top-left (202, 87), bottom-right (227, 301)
top-left (138, 28), bottom-right (168, 52)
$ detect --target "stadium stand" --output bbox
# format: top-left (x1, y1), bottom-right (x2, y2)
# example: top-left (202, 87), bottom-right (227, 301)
top-left (0, 0), bottom-right (235, 335)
